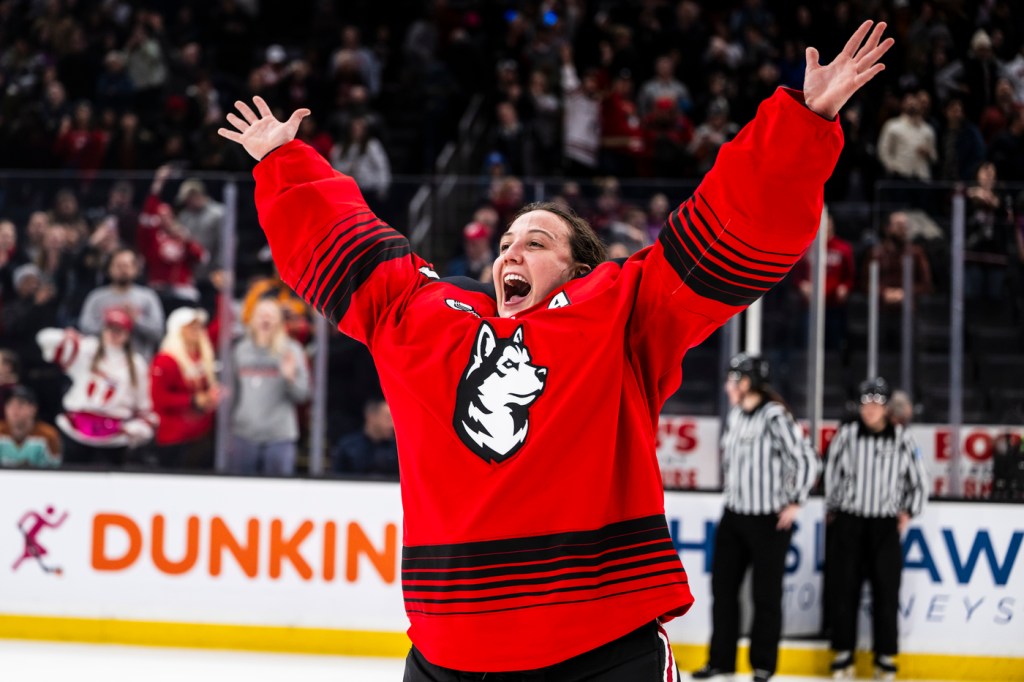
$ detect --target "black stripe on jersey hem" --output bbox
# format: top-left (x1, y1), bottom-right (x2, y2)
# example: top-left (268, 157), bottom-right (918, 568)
top-left (402, 537), bottom-right (676, 580)
top-left (401, 544), bottom-right (680, 589)
top-left (405, 580), bottom-right (688, 617)
top-left (402, 515), bottom-right (669, 562)
top-left (404, 567), bottom-right (685, 606)
top-left (294, 211), bottom-right (374, 295)
top-left (322, 236), bottom-right (411, 323)
top-left (403, 527), bottom-right (670, 573)
top-left (306, 221), bottom-right (397, 309)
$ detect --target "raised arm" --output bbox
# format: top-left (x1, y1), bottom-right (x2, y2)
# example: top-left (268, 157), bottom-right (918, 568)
top-left (218, 97), bottom-right (430, 347)
top-left (629, 23), bottom-right (892, 407)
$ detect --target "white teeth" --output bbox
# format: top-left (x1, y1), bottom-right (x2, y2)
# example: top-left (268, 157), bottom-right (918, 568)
top-left (504, 274), bottom-right (528, 284)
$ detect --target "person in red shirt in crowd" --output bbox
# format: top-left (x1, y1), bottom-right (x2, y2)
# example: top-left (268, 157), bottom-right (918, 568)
top-left (600, 68), bottom-right (644, 175)
top-left (137, 165), bottom-right (207, 312)
top-left (640, 96), bottom-right (695, 178)
top-left (52, 101), bottom-right (109, 180)
top-left (792, 212), bottom-right (855, 350)
top-left (150, 307), bottom-right (222, 469)
top-left (219, 21), bottom-right (891, 682)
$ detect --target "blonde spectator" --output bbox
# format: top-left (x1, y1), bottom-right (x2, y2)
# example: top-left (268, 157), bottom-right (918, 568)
top-left (37, 308), bottom-right (156, 466)
top-left (150, 307), bottom-right (222, 469)
top-left (229, 300), bottom-right (310, 475)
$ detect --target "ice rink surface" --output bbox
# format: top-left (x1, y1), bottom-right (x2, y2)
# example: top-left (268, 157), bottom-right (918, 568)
top-left (0, 639), bottom-right (957, 682)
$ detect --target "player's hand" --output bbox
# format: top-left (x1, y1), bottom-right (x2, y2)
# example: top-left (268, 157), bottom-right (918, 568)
top-left (777, 503), bottom-right (801, 530)
top-left (217, 96), bottom-right (310, 162)
top-left (804, 20), bottom-right (893, 120)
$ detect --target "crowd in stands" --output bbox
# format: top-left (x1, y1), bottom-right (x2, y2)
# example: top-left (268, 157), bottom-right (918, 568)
top-left (1, 1), bottom-right (1023, 479)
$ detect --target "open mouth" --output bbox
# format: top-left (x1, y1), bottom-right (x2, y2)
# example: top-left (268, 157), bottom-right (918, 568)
top-left (503, 274), bottom-right (532, 307)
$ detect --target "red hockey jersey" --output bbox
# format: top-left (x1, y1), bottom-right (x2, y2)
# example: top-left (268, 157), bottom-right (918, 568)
top-left (253, 88), bottom-right (842, 672)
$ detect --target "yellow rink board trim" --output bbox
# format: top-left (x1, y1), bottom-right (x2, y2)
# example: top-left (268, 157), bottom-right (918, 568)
top-left (2, 614), bottom-right (1022, 681)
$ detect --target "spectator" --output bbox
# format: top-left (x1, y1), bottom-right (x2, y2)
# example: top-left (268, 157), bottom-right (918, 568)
top-left (640, 96), bottom-right (693, 178)
top-left (37, 308), bottom-right (157, 466)
top-left (1, 264), bottom-right (62, 423)
top-left (240, 270), bottom-right (313, 345)
top-left (228, 299), bottom-right (310, 476)
top-left (689, 97), bottom-right (738, 175)
top-left (445, 222), bottom-right (494, 282)
top-left (124, 19), bottom-right (168, 115)
top-left (877, 92), bottom-right (937, 183)
top-left (104, 111), bottom-right (158, 171)
top-left (0, 385), bottom-right (61, 468)
top-left (965, 162), bottom-right (1013, 300)
top-left (95, 50), bottom-right (135, 114)
top-left (963, 30), bottom-right (1001, 122)
top-left (600, 69), bottom-right (644, 175)
top-left (979, 77), bottom-right (1021, 142)
top-left (0, 350), bottom-right (19, 407)
top-left (150, 307), bottom-right (222, 469)
top-left (525, 70), bottom-right (561, 175)
top-left (638, 55), bottom-right (692, 117)
top-left (561, 44), bottom-right (602, 177)
top-left (331, 396), bottom-right (398, 476)
top-left (793, 213), bottom-right (855, 350)
top-left (0, 219), bottom-right (30, 301)
top-left (175, 178), bottom-right (226, 298)
top-left (330, 117), bottom-right (391, 204)
top-left (490, 101), bottom-right (532, 177)
top-left (137, 165), bottom-right (207, 310)
top-left (864, 211), bottom-right (934, 349)
top-left (936, 97), bottom-right (985, 182)
top-left (52, 101), bottom-right (109, 176)
top-left (78, 248), bottom-right (165, 359)
top-left (988, 108), bottom-right (1024, 182)
top-left (295, 115), bottom-right (334, 160)
top-left (86, 182), bottom-right (141, 246)
top-left (888, 389), bottom-right (914, 427)
top-left (645, 193), bottom-right (671, 242)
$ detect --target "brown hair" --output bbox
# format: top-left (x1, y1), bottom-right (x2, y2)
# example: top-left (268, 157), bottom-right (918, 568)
top-left (510, 202), bottom-right (606, 272)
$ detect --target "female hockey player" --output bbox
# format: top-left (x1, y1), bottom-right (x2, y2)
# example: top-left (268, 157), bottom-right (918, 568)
top-left (219, 20), bottom-right (893, 682)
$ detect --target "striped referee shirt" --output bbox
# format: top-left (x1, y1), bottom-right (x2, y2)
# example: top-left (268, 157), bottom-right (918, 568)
top-left (825, 420), bottom-right (928, 518)
top-left (721, 401), bottom-right (820, 515)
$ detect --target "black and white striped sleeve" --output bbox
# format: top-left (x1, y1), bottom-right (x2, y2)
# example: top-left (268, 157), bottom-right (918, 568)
top-left (824, 424), bottom-right (851, 511)
top-left (898, 429), bottom-right (928, 517)
top-left (767, 408), bottom-right (819, 505)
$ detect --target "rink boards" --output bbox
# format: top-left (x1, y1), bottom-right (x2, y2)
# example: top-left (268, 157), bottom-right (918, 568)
top-left (0, 470), bottom-right (1022, 680)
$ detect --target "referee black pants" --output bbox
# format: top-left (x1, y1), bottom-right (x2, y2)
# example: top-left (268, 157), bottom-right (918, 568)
top-left (707, 509), bottom-right (792, 676)
top-left (403, 621), bottom-right (679, 681)
top-left (829, 512), bottom-right (901, 658)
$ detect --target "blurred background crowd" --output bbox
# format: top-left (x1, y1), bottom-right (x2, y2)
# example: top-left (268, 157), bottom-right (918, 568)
top-left (0, 0), bottom-right (1021, 490)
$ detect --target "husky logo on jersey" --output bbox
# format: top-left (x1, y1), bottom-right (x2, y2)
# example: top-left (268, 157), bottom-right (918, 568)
top-left (445, 298), bottom-right (480, 318)
top-left (548, 291), bottom-right (571, 309)
top-left (453, 322), bottom-right (547, 464)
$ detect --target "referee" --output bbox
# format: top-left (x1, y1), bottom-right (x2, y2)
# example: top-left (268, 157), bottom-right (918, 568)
top-left (825, 377), bottom-right (927, 681)
top-left (692, 354), bottom-right (819, 682)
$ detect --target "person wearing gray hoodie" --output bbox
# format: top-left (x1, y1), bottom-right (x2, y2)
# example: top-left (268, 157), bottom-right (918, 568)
top-left (229, 299), bottom-right (310, 475)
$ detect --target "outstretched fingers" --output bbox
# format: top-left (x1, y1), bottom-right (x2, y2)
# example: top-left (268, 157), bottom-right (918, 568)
top-left (854, 62), bottom-right (887, 87)
top-left (225, 112), bottom-right (249, 132)
top-left (841, 20), bottom-right (874, 59)
top-left (253, 96), bottom-right (274, 118)
top-left (235, 100), bottom-right (259, 124)
top-left (857, 37), bottom-right (895, 71)
top-left (217, 128), bottom-right (243, 143)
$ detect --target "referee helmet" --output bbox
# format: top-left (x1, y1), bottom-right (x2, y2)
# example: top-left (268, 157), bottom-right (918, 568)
top-left (858, 376), bottom-right (892, 405)
top-left (728, 353), bottom-right (771, 390)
